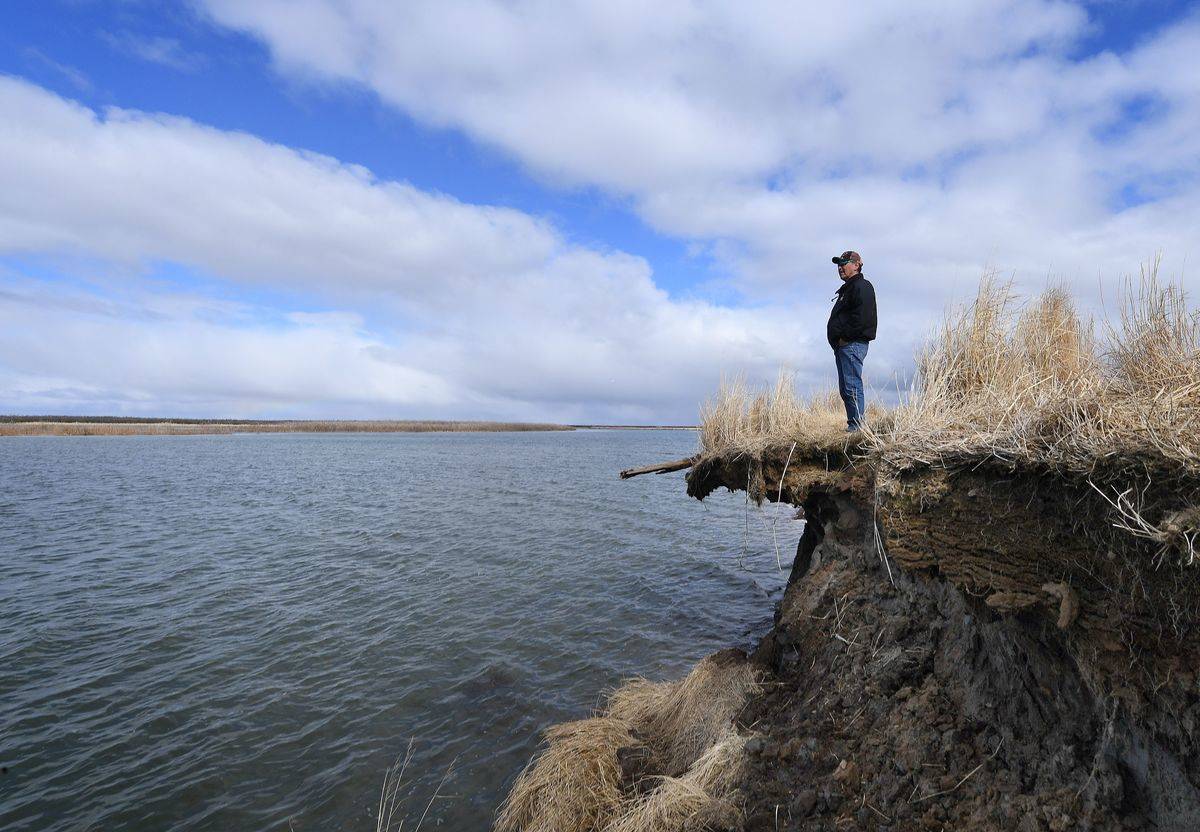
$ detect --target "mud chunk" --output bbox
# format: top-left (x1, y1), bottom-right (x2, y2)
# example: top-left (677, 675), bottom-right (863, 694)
top-left (832, 759), bottom-right (857, 782)
top-left (792, 789), bottom-right (817, 816)
top-left (1019, 811), bottom-right (1047, 832)
top-left (985, 590), bottom-right (1040, 611)
top-left (1040, 582), bottom-right (1080, 629)
top-left (835, 504), bottom-right (861, 531)
top-left (794, 737), bottom-right (818, 764)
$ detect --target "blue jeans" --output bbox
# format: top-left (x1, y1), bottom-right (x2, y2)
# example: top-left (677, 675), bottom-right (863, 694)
top-left (834, 340), bottom-right (869, 430)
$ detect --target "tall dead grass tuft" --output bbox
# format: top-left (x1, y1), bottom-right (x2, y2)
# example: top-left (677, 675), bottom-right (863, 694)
top-left (495, 650), bottom-right (761, 832)
top-left (493, 717), bottom-right (633, 832)
top-left (876, 274), bottom-right (1100, 465)
top-left (600, 731), bottom-right (748, 832)
top-left (1110, 267), bottom-right (1200, 396)
top-left (699, 265), bottom-right (1199, 482)
top-left (698, 371), bottom-right (854, 458)
top-left (636, 653), bottom-right (759, 776)
top-left (695, 266), bottom-right (1200, 559)
top-left (878, 264), bottom-right (1200, 480)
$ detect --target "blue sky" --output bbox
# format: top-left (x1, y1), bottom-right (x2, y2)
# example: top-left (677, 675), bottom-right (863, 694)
top-left (0, 1), bottom-right (1196, 421)
top-left (0, 1), bottom-right (709, 295)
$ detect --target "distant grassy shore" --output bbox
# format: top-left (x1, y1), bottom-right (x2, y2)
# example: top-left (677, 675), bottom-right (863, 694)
top-left (0, 417), bottom-right (575, 436)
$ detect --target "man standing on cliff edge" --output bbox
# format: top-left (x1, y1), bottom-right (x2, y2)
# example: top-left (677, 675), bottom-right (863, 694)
top-left (827, 250), bottom-right (877, 432)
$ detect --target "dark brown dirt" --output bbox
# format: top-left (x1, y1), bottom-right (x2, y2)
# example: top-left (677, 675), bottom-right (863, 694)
top-left (685, 453), bottom-right (1200, 831)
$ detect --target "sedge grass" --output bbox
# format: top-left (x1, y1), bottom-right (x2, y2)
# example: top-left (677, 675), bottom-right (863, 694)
top-left (698, 264), bottom-right (1200, 482)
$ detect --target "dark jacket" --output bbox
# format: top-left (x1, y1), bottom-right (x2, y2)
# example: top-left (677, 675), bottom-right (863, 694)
top-left (827, 274), bottom-right (877, 347)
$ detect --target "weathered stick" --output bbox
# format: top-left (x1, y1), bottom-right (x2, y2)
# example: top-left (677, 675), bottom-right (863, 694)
top-left (618, 456), bottom-right (697, 479)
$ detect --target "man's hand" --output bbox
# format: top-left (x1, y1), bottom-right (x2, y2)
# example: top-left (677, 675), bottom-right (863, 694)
top-left (836, 338), bottom-right (849, 347)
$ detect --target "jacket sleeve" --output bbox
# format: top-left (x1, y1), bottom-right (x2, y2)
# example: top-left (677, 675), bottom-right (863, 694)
top-left (860, 280), bottom-right (877, 338)
top-left (826, 295), bottom-right (843, 345)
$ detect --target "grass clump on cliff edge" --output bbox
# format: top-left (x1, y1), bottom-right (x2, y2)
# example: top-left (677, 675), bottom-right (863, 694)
top-left (493, 717), bottom-right (634, 832)
top-left (697, 264), bottom-right (1200, 562)
top-left (601, 732), bottom-right (747, 832)
top-left (494, 651), bottom-right (760, 832)
top-left (874, 267), bottom-right (1199, 481)
top-left (698, 375), bottom-right (889, 459)
top-left (699, 265), bottom-right (1199, 480)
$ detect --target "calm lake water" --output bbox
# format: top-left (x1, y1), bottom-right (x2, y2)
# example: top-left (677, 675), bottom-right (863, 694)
top-left (0, 430), bottom-right (798, 830)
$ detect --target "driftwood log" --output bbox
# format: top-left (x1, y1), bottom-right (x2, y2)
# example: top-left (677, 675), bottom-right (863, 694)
top-left (618, 456), bottom-right (697, 479)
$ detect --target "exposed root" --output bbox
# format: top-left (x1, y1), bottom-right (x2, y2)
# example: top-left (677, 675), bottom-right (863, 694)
top-left (1089, 480), bottom-right (1200, 566)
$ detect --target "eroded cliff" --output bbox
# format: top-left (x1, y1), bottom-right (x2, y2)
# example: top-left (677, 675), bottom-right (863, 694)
top-left (688, 449), bottom-right (1200, 831)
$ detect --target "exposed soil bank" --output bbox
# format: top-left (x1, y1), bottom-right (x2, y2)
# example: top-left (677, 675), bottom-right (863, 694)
top-left (686, 451), bottom-right (1200, 831)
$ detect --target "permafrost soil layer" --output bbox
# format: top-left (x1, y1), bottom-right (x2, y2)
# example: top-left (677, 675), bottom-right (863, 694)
top-left (685, 450), bottom-right (1200, 831)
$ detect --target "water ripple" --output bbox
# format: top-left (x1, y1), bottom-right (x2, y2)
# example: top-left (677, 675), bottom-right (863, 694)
top-left (0, 431), bottom-right (799, 830)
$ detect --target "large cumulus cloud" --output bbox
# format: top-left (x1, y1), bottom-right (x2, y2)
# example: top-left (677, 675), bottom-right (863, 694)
top-left (0, 77), bottom-right (821, 421)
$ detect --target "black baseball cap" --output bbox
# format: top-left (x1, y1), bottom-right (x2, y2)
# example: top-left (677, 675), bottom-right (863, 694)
top-left (832, 251), bottom-right (862, 265)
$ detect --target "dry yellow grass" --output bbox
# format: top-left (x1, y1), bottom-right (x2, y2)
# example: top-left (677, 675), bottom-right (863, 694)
top-left (603, 677), bottom-right (677, 729)
top-left (493, 717), bottom-right (633, 832)
top-left (608, 652), bottom-right (759, 776)
top-left (698, 374), bottom-right (884, 459)
top-left (695, 264), bottom-right (1200, 562)
top-left (874, 266), bottom-right (1200, 481)
top-left (698, 265), bottom-right (1200, 482)
top-left (494, 651), bottom-right (760, 832)
top-left (600, 731), bottom-right (747, 832)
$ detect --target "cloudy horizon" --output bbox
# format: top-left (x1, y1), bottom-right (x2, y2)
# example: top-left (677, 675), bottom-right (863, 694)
top-left (1, 1), bottom-right (1196, 423)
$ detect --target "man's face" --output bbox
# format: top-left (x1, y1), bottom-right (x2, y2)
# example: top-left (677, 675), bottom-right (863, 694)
top-left (837, 260), bottom-right (861, 280)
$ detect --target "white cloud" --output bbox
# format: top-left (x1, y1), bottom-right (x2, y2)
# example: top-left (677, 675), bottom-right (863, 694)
top-left (0, 78), bottom-right (846, 421)
top-left (198, 0), bottom-right (1090, 189)
top-left (101, 32), bottom-right (207, 72)
top-left (0, 279), bottom-right (457, 417)
top-left (198, 0), bottom-right (1199, 303)
top-left (0, 76), bottom-right (560, 305)
top-left (7, 0), bottom-right (1200, 420)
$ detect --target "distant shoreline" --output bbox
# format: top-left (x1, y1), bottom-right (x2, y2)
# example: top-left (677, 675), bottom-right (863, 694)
top-left (570, 424), bottom-right (697, 430)
top-left (0, 417), bottom-right (698, 436)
